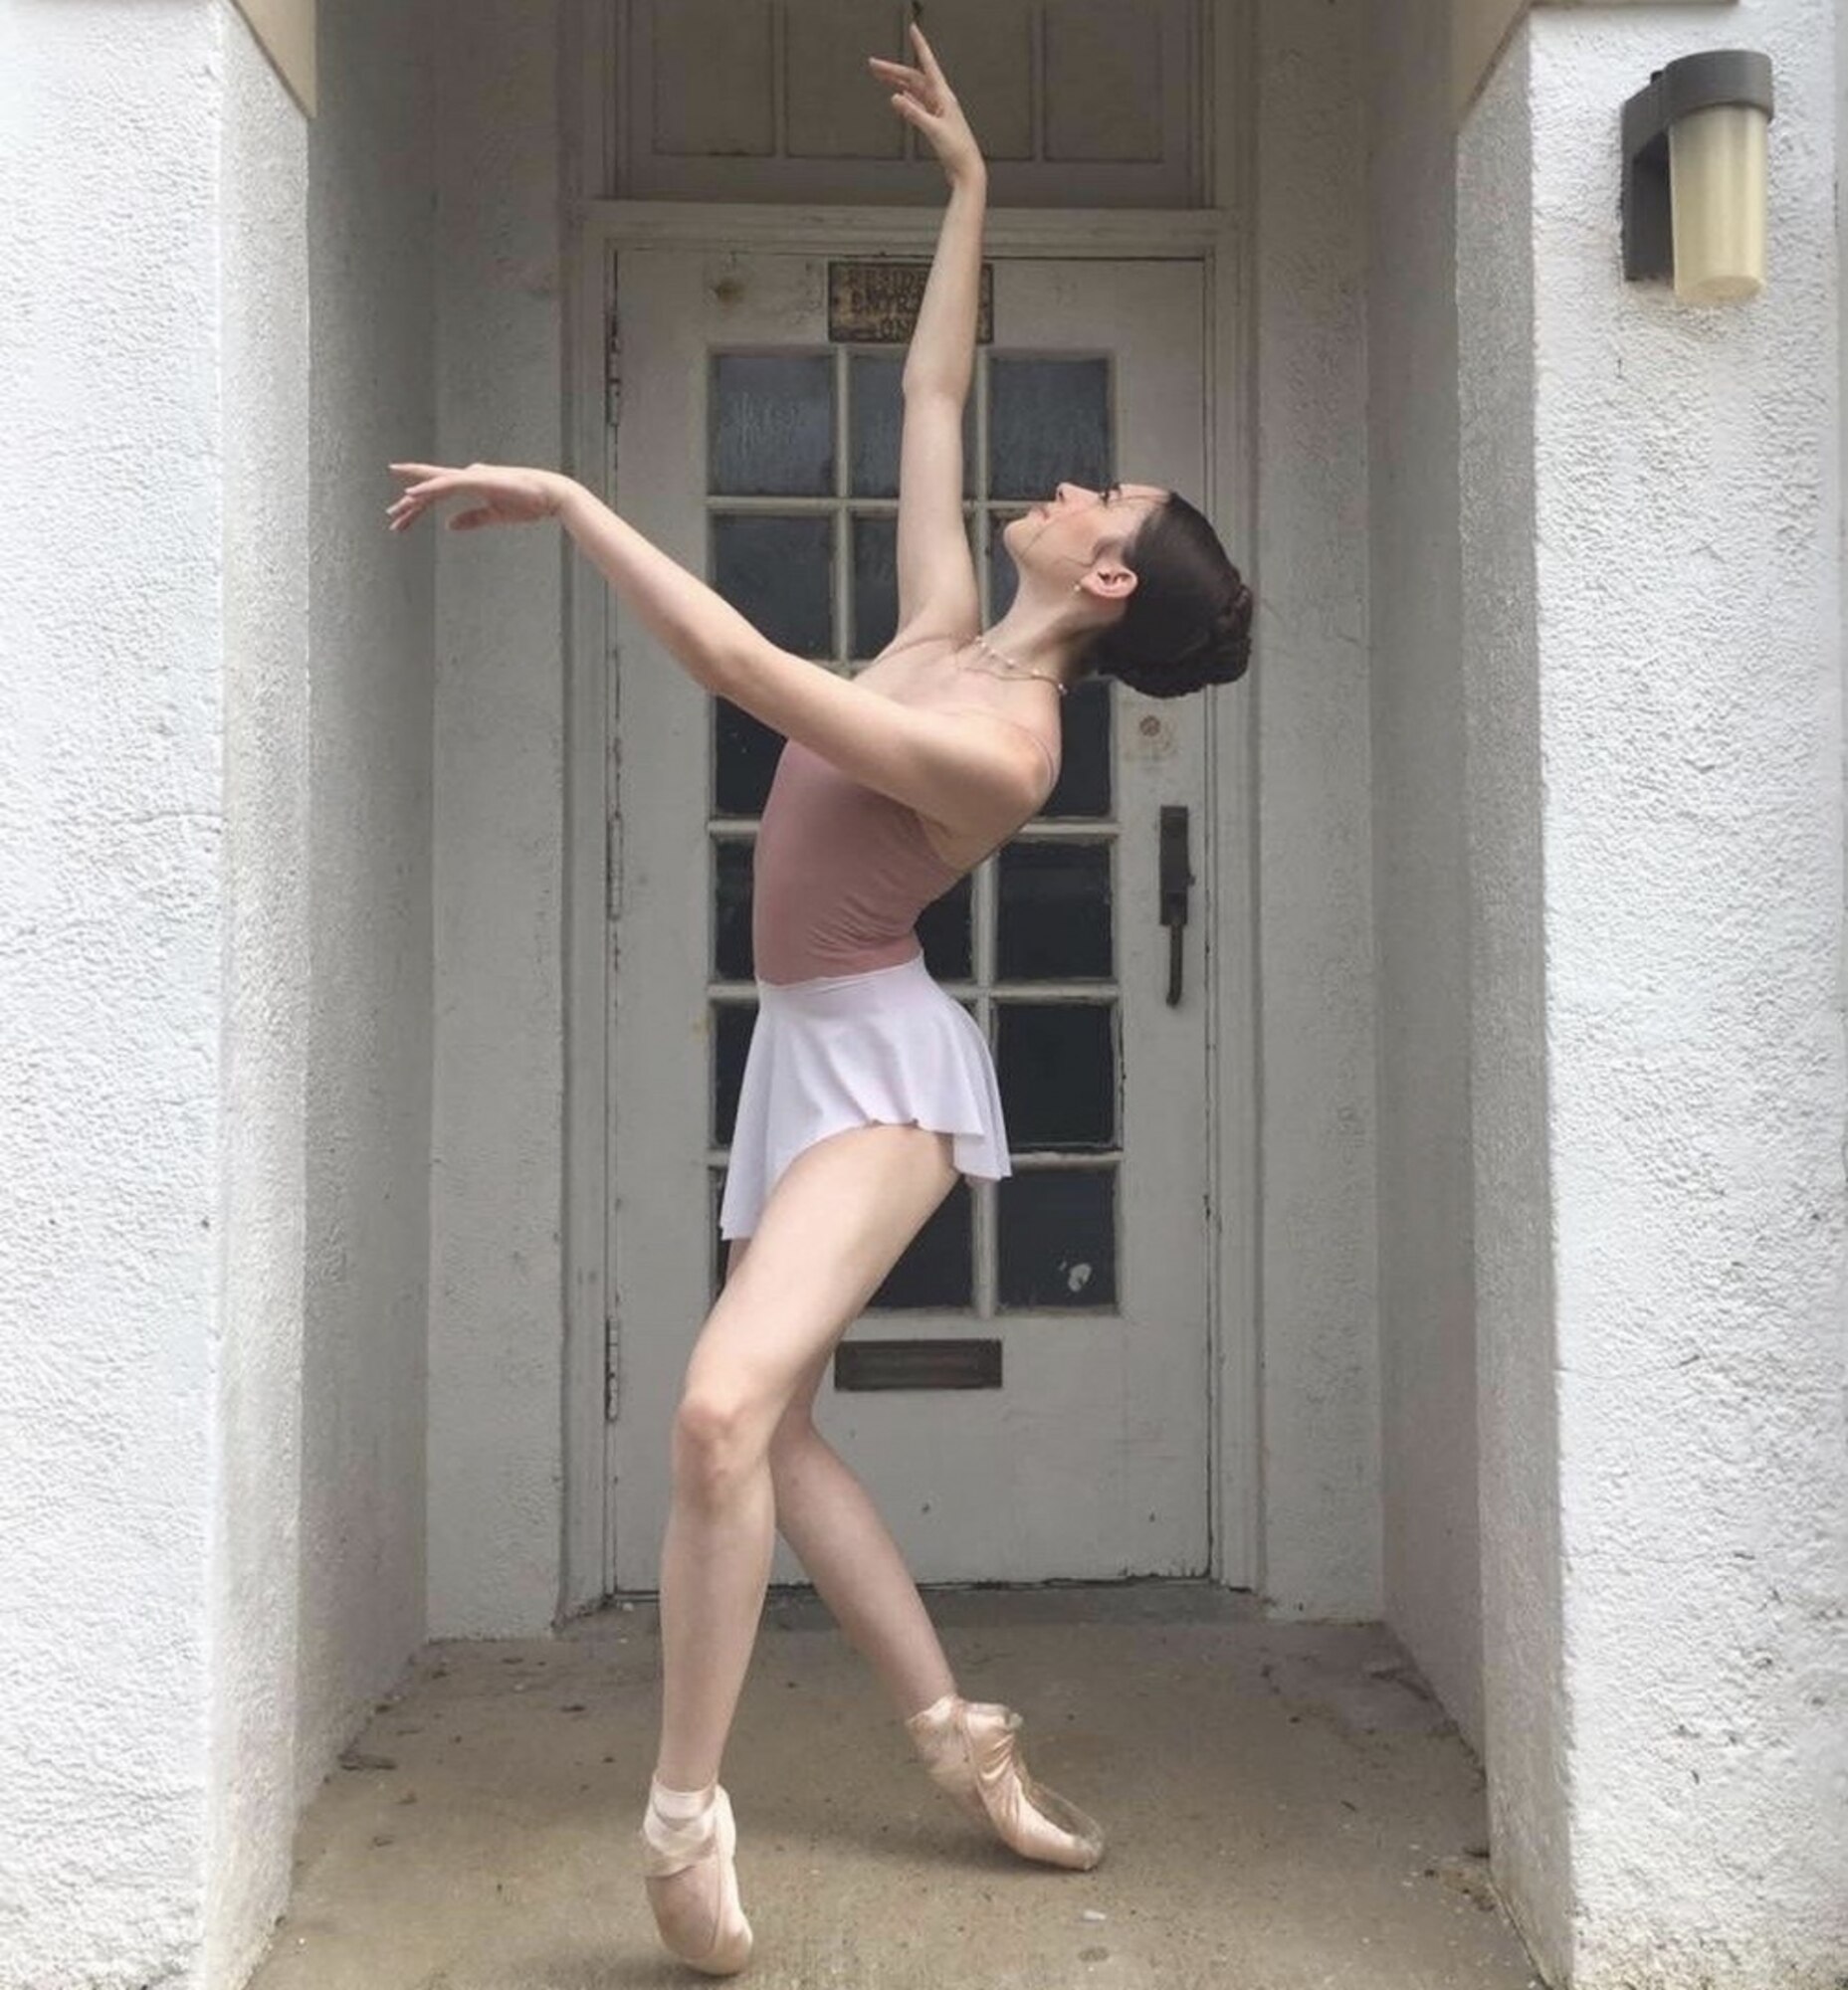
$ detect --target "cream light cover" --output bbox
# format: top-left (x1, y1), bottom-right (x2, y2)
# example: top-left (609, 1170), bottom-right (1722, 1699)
top-left (1669, 101), bottom-right (1770, 302)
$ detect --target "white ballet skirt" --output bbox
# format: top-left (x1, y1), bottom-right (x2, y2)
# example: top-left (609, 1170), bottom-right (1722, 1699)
top-left (718, 950), bottom-right (1012, 1241)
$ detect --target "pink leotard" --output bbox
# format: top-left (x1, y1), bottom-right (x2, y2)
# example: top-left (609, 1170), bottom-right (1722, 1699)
top-left (750, 738), bottom-right (965, 985)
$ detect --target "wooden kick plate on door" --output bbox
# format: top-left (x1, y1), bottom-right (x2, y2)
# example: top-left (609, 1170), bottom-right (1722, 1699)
top-left (834, 1338), bottom-right (1003, 1391)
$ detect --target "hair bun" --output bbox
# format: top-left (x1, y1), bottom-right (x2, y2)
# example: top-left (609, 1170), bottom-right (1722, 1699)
top-left (1076, 493), bottom-right (1251, 698)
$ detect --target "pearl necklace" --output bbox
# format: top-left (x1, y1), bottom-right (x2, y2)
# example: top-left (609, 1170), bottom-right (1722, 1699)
top-left (957, 633), bottom-right (1069, 696)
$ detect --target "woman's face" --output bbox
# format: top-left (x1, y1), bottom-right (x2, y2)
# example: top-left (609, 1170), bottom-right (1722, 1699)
top-left (1001, 481), bottom-right (1167, 586)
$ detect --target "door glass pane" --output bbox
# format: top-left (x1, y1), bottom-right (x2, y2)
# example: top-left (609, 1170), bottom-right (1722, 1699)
top-left (988, 356), bottom-right (1111, 500)
top-left (997, 1168), bottom-right (1118, 1309)
top-left (1045, 678), bottom-right (1113, 819)
top-left (867, 1178), bottom-right (974, 1309)
top-left (849, 352), bottom-right (974, 499)
top-left (996, 1001), bottom-right (1117, 1150)
top-left (713, 836), bottom-right (753, 980)
top-left (712, 514), bottom-right (832, 658)
top-left (917, 874), bottom-right (973, 982)
top-left (851, 512), bottom-right (898, 661)
top-left (712, 999), bottom-right (757, 1147)
top-left (997, 842), bottom-right (1113, 981)
top-left (711, 352), bottom-right (834, 497)
top-left (714, 701), bottom-right (784, 819)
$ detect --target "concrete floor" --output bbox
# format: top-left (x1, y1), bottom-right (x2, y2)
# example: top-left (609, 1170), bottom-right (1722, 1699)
top-left (249, 1583), bottom-right (1542, 1990)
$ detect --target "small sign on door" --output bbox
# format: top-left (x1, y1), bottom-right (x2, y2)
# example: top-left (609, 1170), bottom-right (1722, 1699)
top-left (828, 261), bottom-right (993, 344)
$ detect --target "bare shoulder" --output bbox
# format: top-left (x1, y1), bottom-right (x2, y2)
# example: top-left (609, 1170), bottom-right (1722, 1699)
top-left (881, 680), bottom-right (1063, 872)
top-left (854, 628), bottom-right (961, 696)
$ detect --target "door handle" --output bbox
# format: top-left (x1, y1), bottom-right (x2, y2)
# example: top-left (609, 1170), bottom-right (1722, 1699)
top-left (1158, 804), bottom-right (1192, 1007)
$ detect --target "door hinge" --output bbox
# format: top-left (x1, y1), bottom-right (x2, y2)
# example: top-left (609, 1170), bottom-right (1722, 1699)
top-left (604, 1311), bottom-right (620, 1422)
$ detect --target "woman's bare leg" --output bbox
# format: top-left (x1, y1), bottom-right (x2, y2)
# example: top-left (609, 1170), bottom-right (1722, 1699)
top-left (757, 1329), bottom-right (958, 1718)
top-left (653, 1120), bottom-right (958, 1793)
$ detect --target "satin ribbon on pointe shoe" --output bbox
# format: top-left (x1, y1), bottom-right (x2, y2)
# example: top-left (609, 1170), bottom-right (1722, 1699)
top-left (639, 1782), bottom-right (754, 1975)
top-left (905, 1693), bottom-right (1106, 1871)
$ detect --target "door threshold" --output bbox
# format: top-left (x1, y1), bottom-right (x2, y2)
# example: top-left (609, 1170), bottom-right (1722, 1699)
top-left (566, 1576), bottom-right (1260, 1640)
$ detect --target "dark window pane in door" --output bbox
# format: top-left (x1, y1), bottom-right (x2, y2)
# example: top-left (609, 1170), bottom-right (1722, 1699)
top-left (712, 999), bottom-right (758, 1147)
top-left (997, 1001), bottom-right (1117, 1149)
top-left (859, 510), bottom-right (980, 660)
top-left (1045, 677), bottom-right (1113, 819)
top-left (711, 352), bottom-right (834, 497)
top-left (988, 356), bottom-right (1111, 500)
top-left (997, 842), bottom-right (1113, 981)
top-left (849, 352), bottom-right (974, 499)
top-left (917, 873), bottom-right (973, 982)
top-left (710, 1167), bottom-right (729, 1301)
top-left (715, 700), bottom-right (785, 819)
top-left (866, 1177), bottom-right (974, 1309)
top-left (713, 836), bottom-right (754, 980)
top-left (712, 513), bottom-right (832, 658)
top-left (997, 1167), bottom-right (1118, 1309)
top-left (851, 512), bottom-right (898, 661)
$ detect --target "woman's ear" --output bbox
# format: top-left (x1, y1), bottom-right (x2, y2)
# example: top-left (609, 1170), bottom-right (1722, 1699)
top-left (1076, 563), bottom-right (1138, 606)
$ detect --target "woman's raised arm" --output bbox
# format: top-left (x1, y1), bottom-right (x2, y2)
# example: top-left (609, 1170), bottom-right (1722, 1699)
top-left (867, 23), bottom-right (985, 643)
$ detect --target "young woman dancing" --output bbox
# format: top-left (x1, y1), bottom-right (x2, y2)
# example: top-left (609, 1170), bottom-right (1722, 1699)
top-left (387, 22), bottom-right (1250, 1975)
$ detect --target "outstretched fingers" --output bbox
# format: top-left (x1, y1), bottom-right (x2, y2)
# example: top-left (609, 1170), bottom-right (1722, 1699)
top-left (385, 463), bottom-right (465, 532)
top-left (907, 19), bottom-right (948, 82)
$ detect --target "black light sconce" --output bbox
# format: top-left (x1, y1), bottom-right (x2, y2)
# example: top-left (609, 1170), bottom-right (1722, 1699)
top-left (1622, 50), bottom-right (1774, 302)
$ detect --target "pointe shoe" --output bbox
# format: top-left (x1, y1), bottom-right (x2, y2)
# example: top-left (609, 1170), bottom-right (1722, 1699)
top-left (905, 1693), bottom-right (1105, 1871)
top-left (639, 1783), bottom-right (754, 1975)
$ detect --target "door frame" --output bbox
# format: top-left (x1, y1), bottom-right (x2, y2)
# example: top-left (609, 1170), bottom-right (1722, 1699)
top-left (557, 4), bottom-right (1259, 1616)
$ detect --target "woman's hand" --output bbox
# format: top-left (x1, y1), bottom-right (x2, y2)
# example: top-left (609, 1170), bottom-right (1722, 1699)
top-left (385, 462), bottom-right (570, 534)
top-left (868, 21), bottom-right (983, 187)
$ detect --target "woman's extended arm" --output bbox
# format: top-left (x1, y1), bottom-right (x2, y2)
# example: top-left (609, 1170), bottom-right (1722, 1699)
top-left (868, 24), bottom-right (987, 639)
top-left (384, 462), bottom-right (1052, 833)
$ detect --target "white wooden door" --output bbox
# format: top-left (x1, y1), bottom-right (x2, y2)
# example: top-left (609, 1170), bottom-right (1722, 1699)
top-left (607, 247), bottom-right (1212, 1590)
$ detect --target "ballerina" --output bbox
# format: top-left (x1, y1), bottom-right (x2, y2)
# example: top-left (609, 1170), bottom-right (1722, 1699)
top-left (386, 20), bottom-right (1250, 1974)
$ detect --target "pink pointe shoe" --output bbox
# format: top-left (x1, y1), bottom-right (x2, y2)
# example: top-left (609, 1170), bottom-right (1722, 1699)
top-left (905, 1693), bottom-right (1105, 1871)
top-left (638, 1782), bottom-right (753, 1975)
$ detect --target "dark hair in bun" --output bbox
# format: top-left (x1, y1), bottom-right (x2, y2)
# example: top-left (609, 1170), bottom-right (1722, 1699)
top-left (1080, 492), bottom-right (1253, 698)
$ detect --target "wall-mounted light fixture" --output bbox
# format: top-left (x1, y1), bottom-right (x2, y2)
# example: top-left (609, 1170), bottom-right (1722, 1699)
top-left (1622, 51), bottom-right (1774, 303)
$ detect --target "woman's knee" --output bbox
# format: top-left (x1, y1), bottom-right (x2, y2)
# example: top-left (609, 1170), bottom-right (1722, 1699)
top-left (672, 1387), bottom-right (769, 1506)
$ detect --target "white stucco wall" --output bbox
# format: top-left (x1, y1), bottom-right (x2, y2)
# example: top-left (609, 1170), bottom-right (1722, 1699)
top-left (0, 6), bottom-right (309, 1984)
top-left (1254, 0), bottom-right (1382, 1619)
top-left (1464, 5), bottom-right (1848, 1982)
top-left (1365, 0), bottom-right (1486, 1748)
top-left (295, 0), bottom-right (439, 1796)
top-left (210, 18), bottom-right (311, 1988)
top-left (1458, 34), bottom-right (1574, 1984)
top-left (428, 0), bottom-right (569, 1635)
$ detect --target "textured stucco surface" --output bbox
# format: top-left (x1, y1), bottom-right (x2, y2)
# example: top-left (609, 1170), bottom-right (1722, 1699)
top-left (1465, 5), bottom-right (1848, 1982)
top-left (0, 5), bottom-right (312, 1984)
top-left (1365, 0), bottom-right (1486, 1754)
top-left (296, 0), bottom-right (438, 1807)
top-left (1531, 4), bottom-right (1846, 1981)
top-left (0, 4), bottom-right (232, 1982)
top-left (0, 2), bottom-right (436, 1982)
top-left (428, 0), bottom-right (569, 1635)
top-left (1254, 0), bottom-right (1383, 1620)
top-left (210, 18), bottom-right (311, 1990)
top-left (1457, 34), bottom-right (1574, 1988)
